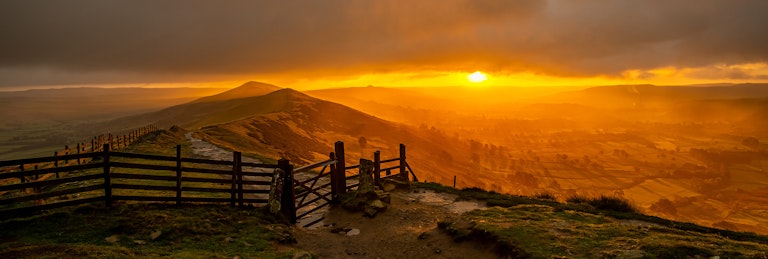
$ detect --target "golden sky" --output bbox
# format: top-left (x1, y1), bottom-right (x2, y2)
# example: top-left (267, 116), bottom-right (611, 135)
top-left (1, 1), bottom-right (768, 90)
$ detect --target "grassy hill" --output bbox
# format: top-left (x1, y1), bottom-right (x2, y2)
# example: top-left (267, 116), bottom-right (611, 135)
top-left (92, 82), bottom-right (285, 131)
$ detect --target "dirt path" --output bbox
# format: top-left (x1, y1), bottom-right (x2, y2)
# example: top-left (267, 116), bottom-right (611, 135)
top-left (290, 189), bottom-right (496, 259)
top-left (185, 132), bottom-right (330, 226)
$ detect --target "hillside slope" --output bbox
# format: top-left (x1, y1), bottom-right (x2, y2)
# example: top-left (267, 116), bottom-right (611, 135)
top-left (197, 89), bottom-right (481, 185)
top-left (93, 82), bottom-right (287, 131)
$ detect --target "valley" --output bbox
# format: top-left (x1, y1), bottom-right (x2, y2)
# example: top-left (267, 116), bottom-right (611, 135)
top-left (2, 82), bottom-right (768, 235)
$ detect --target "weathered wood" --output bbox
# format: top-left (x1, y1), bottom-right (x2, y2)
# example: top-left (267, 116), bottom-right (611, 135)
top-left (111, 152), bottom-right (177, 162)
top-left (333, 141), bottom-right (346, 197)
top-left (379, 157), bottom-right (400, 164)
top-left (182, 157), bottom-right (234, 165)
top-left (110, 162), bottom-right (176, 172)
top-left (406, 161), bottom-right (418, 182)
top-left (175, 145), bottom-right (182, 205)
top-left (0, 173), bottom-right (103, 192)
top-left (182, 167), bottom-right (233, 175)
top-left (230, 152), bottom-right (237, 206)
top-left (374, 151), bottom-right (381, 186)
top-left (240, 161), bottom-right (280, 168)
top-left (399, 143), bottom-right (407, 181)
top-left (0, 163), bottom-right (101, 179)
top-left (110, 173), bottom-right (177, 182)
top-left (279, 159), bottom-right (296, 223)
top-left (235, 152), bottom-right (244, 207)
top-left (112, 184), bottom-right (176, 191)
top-left (295, 182), bottom-right (332, 199)
top-left (296, 198), bottom-right (331, 218)
top-left (177, 176), bottom-right (234, 184)
top-left (103, 144), bottom-right (112, 207)
top-left (328, 152), bottom-right (339, 202)
top-left (181, 187), bottom-right (233, 193)
top-left (242, 189), bottom-right (270, 194)
top-left (379, 165), bottom-right (400, 174)
top-left (240, 171), bottom-right (274, 177)
top-left (54, 151), bottom-right (60, 178)
top-left (0, 152), bottom-right (99, 167)
top-left (344, 164), bottom-right (360, 170)
top-left (112, 196), bottom-right (176, 202)
top-left (240, 179), bottom-right (271, 185)
top-left (294, 159), bottom-right (336, 174)
top-left (0, 184), bottom-right (104, 205)
top-left (0, 163), bottom-right (102, 180)
top-left (296, 192), bottom-right (332, 210)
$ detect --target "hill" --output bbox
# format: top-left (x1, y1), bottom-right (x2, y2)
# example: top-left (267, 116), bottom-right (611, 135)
top-left (196, 89), bottom-right (483, 188)
top-left (92, 82), bottom-right (286, 131)
top-left (303, 84), bottom-right (768, 235)
top-left (190, 81), bottom-right (281, 104)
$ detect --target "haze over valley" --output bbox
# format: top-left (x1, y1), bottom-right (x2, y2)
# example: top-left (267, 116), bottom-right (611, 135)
top-left (1, 81), bottom-right (767, 235)
top-left (3, 0), bottom-right (768, 246)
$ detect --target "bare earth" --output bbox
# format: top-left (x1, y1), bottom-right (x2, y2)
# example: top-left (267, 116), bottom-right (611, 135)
top-left (288, 189), bottom-right (496, 259)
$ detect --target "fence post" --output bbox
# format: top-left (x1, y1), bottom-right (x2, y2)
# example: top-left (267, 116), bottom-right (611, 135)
top-left (235, 152), bottom-right (244, 207)
top-left (54, 151), bottom-right (60, 178)
top-left (175, 145), bottom-right (182, 205)
top-left (373, 151), bottom-right (381, 187)
top-left (103, 144), bottom-right (112, 208)
top-left (334, 141), bottom-right (346, 196)
top-left (278, 159), bottom-right (296, 223)
top-left (230, 151), bottom-right (238, 206)
top-left (329, 152), bottom-right (339, 202)
top-left (399, 144), bottom-right (408, 181)
top-left (64, 145), bottom-right (69, 165)
top-left (18, 164), bottom-right (24, 183)
top-left (77, 143), bottom-right (81, 164)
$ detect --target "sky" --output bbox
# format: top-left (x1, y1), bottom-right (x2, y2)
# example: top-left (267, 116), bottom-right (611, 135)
top-left (2, 0), bottom-right (768, 90)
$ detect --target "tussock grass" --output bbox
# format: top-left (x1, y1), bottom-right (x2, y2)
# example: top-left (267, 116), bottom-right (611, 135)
top-left (414, 182), bottom-right (768, 245)
top-left (0, 203), bottom-right (307, 258)
top-left (566, 194), bottom-right (637, 213)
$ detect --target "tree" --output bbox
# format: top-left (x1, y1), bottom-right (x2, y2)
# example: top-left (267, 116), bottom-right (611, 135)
top-left (358, 136), bottom-right (368, 149)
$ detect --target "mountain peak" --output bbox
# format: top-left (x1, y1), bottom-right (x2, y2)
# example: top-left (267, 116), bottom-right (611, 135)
top-left (192, 81), bottom-right (282, 103)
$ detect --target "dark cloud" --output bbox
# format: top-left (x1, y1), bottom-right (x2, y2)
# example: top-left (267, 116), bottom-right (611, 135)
top-left (0, 0), bottom-right (767, 86)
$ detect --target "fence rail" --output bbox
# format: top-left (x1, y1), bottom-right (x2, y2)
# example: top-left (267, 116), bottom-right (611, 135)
top-left (1, 139), bottom-right (416, 226)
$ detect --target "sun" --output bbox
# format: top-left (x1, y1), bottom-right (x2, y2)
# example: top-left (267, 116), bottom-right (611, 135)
top-left (467, 71), bottom-right (488, 83)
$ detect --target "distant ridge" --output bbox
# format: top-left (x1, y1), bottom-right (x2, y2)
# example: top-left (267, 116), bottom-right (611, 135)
top-left (191, 81), bottom-right (281, 103)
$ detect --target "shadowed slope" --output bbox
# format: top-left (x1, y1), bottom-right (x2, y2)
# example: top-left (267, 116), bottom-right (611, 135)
top-left (191, 81), bottom-right (281, 104)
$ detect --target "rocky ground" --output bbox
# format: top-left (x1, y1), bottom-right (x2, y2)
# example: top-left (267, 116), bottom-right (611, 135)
top-left (288, 189), bottom-right (495, 258)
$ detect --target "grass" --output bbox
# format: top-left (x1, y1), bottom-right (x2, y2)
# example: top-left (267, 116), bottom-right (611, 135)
top-left (566, 194), bottom-right (637, 213)
top-left (416, 181), bottom-right (768, 255)
top-left (0, 203), bottom-right (307, 258)
top-left (0, 128), bottom-right (308, 258)
top-left (438, 204), bottom-right (768, 258)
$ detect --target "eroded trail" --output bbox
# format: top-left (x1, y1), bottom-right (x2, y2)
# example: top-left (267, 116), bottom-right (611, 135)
top-left (185, 132), bottom-right (329, 227)
top-left (291, 189), bottom-right (495, 259)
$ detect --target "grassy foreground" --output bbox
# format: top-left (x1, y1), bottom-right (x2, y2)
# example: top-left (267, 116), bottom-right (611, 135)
top-left (416, 182), bottom-right (768, 258)
top-left (0, 203), bottom-right (304, 258)
top-left (0, 128), bottom-right (310, 258)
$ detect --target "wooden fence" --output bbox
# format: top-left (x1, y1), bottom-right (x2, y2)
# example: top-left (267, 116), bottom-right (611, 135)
top-left (0, 124), bottom-right (159, 190)
top-left (0, 140), bottom-right (416, 225)
top-left (289, 141), bottom-right (417, 226)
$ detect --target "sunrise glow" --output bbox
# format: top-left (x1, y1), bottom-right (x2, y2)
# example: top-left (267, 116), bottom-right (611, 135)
top-left (467, 71), bottom-right (488, 83)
